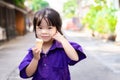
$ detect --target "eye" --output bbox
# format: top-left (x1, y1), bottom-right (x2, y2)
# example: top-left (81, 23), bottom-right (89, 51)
top-left (36, 26), bottom-right (42, 29)
top-left (38, 26), bottom-right (42, 29)
top-left (48, 26), bottom-right (52, 29)
top-left (39, 27), bottom-right (42, 29)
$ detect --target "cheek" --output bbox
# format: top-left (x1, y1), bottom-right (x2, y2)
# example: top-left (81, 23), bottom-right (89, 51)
top-left (35, 32), bottom-right (41, 38)
top-left (36, 35), bottom-right (41, 39)
top-left (50, 28), bottom-right (57, 36)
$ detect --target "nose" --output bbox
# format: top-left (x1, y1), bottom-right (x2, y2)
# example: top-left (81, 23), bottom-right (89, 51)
top-left (41, 29), bottom-right (49, 34)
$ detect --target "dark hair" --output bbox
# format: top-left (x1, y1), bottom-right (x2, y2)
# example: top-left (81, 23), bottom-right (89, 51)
top-left (33, 8), bottom-right (63, 37)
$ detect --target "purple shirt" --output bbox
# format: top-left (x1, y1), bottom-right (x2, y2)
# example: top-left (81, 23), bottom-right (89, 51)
top-left (19, 40), bottom-right (86, 80)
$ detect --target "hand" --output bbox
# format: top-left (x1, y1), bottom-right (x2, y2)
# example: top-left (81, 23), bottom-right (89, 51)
top-left (32, 47), bottom-right (42, 60)
top-left (53, 31), bottom-right (65, 43)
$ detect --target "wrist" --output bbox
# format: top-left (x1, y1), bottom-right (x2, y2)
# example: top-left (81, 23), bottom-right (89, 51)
top-left (33, 57), bottom-right (40, 61)
top-left (59, 35), bottom-right (66, 42)
top-left (61, 38), bottom-right (68, 44)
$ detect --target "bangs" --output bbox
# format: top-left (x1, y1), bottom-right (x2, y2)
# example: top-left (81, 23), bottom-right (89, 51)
top-left (35, 11), bottom-right (53, 27)
top-left (35, 9), bottom-right (59, 27)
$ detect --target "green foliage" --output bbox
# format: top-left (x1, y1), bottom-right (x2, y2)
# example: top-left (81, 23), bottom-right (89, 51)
top-left (63, 0), bottom-right (78, 18)
top-left (82, 1), bottom-right (117, 34)
top-left (13, 0), bottom-right (25, 8)
top-left (31, 0), bottom-right (49, 11)
top-left (94, 0), bottom-right (107, 4)
top-left (82, 5), bottom-right (102, 31)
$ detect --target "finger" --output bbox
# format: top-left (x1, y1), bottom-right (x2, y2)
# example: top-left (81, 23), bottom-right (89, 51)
top-left (35, 50), bottom-right (39, 54)
top-left (32, 47), bottom-right (36, 51)
top-left (32, 47), bottom-right (38, 51)
top-left (36, 49), bottom-right (41, 53)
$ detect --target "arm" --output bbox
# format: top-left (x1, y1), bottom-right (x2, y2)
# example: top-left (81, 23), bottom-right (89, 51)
top-left (26, 47), bottom-right (41, 77)
top-left (53, 32), bottom-right (79, 61)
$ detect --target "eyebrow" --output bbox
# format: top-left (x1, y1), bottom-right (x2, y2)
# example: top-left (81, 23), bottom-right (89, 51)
top-left (37, 25), bottom-right (53, 29)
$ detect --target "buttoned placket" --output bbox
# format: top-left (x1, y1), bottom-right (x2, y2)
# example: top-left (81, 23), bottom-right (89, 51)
top-left (42, 54), bottom-right (47, 67)
top-left (43, 54), bottom-right (47, 67)
top-left (40, 53), bottom-right (50, 78)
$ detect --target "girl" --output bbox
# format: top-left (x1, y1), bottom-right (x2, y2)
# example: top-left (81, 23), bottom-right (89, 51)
top-left (19, 8), bottom-right (86, 80)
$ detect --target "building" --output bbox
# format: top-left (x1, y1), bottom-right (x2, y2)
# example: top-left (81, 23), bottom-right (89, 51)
top-left (0, 0), bottom-right (27, 42)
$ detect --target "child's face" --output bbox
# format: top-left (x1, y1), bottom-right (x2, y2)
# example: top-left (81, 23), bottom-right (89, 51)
top-left (36, 18), bottom-right (57, 42)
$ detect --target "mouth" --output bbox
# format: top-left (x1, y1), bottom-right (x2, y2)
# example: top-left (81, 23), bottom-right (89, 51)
top-left (41, 35), bottom-right (50, 39)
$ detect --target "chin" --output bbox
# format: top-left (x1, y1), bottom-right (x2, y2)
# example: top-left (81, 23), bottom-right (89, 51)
top-left (43, 38), bottom-right (53, 42)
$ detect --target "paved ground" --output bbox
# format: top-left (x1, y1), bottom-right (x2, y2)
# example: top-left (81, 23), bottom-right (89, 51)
top-left (0, 30), bottom-right (120, 80)
top-left (0, 32), bottom-right (35, 80)
top-left (65, 30), bottom-right (120, 73)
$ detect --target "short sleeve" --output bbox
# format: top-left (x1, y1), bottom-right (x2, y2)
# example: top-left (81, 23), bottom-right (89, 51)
top-left (18, 48), bottom-right (33, 78)
top-left (67, 42), bottom-right (86, 65)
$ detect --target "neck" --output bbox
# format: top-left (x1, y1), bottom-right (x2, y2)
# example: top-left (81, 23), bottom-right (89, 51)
top-left (43, 39), bottom-right (53, 46)
top-left (42, 39), bottom-right (54, 54)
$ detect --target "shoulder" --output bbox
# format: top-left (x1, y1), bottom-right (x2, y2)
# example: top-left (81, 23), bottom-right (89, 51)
top-left (69, 41), bottom-right (84, 51)
top-left (69, 41), bottom-right (79, 45)
top-left (24, 47), bottom-right (33, 57)
top-left (69, 41), bottom-right (82, 47)
top-left (52, 40), bottom-right (83, 51)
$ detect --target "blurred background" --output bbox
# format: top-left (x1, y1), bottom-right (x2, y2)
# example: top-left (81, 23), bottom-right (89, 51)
top-left (0, 0), bottom-right (120, 42)
top-left (0, 0), bottom-right (120, 80)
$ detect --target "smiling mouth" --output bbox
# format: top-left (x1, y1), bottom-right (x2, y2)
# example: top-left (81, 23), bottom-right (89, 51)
top-left (41, 35), bottom-right (50, 39)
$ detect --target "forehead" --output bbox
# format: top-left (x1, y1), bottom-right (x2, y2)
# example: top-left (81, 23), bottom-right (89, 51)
top-left (36, 15), bottom-right (53, 27)
top-left (40, 18), bottom-right (48, 26)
